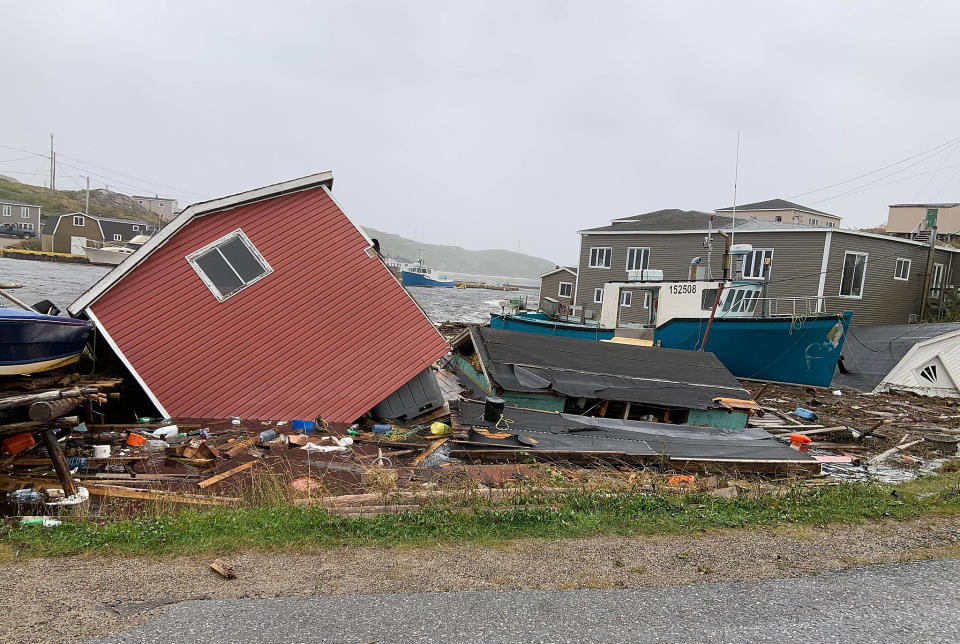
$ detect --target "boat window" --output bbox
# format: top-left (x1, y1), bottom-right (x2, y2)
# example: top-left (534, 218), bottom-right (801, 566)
top-left (186, 229), bottom-right (273, 302)
top-left (744, 290), bottom-right (760, 313)
top-left (701, 288), bottom-right (718, 311)
top-left (721, 289), bottom-right (734, 312)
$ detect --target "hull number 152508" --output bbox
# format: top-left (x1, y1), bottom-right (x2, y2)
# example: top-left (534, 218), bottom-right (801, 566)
top-left (668, 284), bottom-right (697, 294)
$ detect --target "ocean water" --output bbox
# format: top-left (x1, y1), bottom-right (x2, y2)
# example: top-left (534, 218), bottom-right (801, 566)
top-left (0, 257), bottom-right (538, 324)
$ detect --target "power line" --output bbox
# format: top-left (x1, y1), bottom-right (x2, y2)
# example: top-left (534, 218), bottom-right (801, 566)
top-left (790, 135), bottom-right (960, 199)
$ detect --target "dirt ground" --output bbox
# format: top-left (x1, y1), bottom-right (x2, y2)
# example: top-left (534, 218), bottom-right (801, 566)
top-left (1, 516), bottom-right (959, 644)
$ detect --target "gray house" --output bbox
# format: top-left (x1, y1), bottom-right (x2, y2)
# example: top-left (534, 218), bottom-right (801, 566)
top-left (0, 198), bottom-right (41, 235)
top-left (573, 210), bottom-right (960, 326)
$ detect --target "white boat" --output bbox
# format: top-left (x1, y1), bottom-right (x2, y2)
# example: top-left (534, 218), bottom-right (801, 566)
top-left (83, 235), bottom-right (151, 265)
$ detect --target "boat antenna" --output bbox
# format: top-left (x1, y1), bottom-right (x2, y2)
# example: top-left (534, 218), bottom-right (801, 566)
top-left (730, 129), bottom-right (741, 248)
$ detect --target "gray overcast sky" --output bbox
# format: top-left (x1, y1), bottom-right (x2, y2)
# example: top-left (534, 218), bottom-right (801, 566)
top-left (2, 1), bottom-right (959, 264)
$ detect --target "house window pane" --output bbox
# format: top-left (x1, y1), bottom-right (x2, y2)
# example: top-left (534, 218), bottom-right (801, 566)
top-left (558, 282), bottom-right (572, 297)
top-left (894, 258), bottom-right (910, 281)
top-left (626, 247), bottom-right (649, 272)
top-left (589, 247), bottom-right (611, 268)
top-left (620, 291), bottom-right (632, 307)
top-left (195, 249), bottom-right (244, 298)
top-left (593, 288), bottom-right (603, 303)
top-left (220, 237), bottom-right (267, 282)
top-left (840, 252), bottom-right (867, 297)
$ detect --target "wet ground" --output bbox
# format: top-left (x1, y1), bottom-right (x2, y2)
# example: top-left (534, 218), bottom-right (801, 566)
top-left (0, 257), bottom-right (539, 324)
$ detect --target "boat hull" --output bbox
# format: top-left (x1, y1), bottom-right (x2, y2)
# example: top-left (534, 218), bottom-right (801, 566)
top-left (490, 312), bottom-right (616, 340)
top-left (0, 309), bottom-right (93, 375)
top-left (83, 247), bottom-right (129, 265)
top-left (401, 271), bottom-right (455, 288)
top-left (654, 312), bottom-right (853, 387)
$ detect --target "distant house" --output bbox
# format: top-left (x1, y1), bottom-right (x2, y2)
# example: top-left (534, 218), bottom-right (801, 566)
top-left (538, 266), bottom-right (577, 307)
top-left (885, 203), bottom-right (960, 240)
top-left (0, 198), bottom-right (41, 235)
top-left (69, 172), bottom-right (450, 422)
top-left (714, 199), bottom-right (841, 228)
top-left (132, 195), bottom-right (179, 221)
top-left (574, 209), bottom-right (960, 326)
top-left (43, 213), bottom-right (154, 254)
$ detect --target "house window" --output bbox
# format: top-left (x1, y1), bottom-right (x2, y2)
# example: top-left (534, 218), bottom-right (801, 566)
top-left (158, 202), bottom-right (164, 207)
top-left (20, 207), bottom-right (29, 219)
top-left (1, 205), bottom-right (9, 216)
top-left (643, 292), bottom-right (651, 308)
top-left (137, 200), bottom-right (143, 204)
top-left (593, 288), bottom-right (604, 304)
top-left (809, 217), bottom-right (819, 225)
top-left (839, 251), bottom-right (868, 298)
top-left (589, 247), bottom-right (612, 269)
top-left (620, 291), bottom-right (632, 307)
top-left (742, 249), bottom-right (774, 279)
top-left (625, 247), bottom-right (650, 272)
top-left (132, 225), bottom-right (140, 231)
top-left (894, 258), bottom-right (911, 281)
top-left (774, 215), bottom-right (782, 222)
top-left (73, 215), bottom-right (84, 226)
top-left (113, 234), bottom-right (122, 241)
top-left (186, 229), bottom-right (273, 302)
top-left (931, 263), bottom-right (945, 299)
top-left (558, 282), bottom-right (572, 298)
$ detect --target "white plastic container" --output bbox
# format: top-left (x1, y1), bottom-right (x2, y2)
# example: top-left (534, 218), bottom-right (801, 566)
top-left (92, 445), bottom-right (111, 459)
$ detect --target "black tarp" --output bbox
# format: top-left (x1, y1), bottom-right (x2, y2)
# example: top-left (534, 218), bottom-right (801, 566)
top-left (472, 326), bottom-right (751, 410)
top-left (456, 400), bottom-right (813, 463)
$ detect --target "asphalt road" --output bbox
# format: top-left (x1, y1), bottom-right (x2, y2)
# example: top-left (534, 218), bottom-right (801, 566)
top-left (91, 558), bottom-right (959, 643)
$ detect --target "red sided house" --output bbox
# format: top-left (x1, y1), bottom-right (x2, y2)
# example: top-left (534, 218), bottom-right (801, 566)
top-left (69, 172), bottom-right (450, 422)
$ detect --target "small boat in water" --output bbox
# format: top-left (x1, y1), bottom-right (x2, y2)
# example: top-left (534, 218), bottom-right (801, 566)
top-left (0, 307), bottom-right (93, 375)
top-left (401, 263), bottom-right (455, 288)
top-left (83, 235), bottom-right (151, 265)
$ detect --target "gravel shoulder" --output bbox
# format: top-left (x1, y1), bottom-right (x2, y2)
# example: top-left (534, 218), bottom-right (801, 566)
top-left (2, 515), bottom-right (959, 644)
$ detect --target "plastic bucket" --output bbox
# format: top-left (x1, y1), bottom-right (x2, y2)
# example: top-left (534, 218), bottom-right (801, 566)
top-left (92, 445), bottom-right (111, 459)
top-left (126, 433), bottom-right (147, 446)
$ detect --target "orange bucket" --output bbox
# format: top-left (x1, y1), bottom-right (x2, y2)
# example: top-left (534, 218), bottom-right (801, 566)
top-left (126, 432), bottom-right (147, 446)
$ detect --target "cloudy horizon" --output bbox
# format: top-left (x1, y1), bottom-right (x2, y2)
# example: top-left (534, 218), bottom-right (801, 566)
top-left (2, 1), bottom-right (959, 264)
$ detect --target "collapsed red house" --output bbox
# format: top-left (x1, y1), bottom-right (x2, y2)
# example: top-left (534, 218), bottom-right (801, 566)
top-left (69, 172), bottom-right (450, 422)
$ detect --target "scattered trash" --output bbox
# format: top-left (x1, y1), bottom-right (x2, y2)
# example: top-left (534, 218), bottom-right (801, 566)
top-left (794, 408), bottom-right (818, 421)
top-left (430, 421), bottom-right (452, 436)
top-left (209, 559), bottom-right (237, 579)
top-left (92, 444), bottom-right (111, 458)
top-left (832, 390), bottom-right (842, 396)
top-left (19, 517), bottom-right (61, 528)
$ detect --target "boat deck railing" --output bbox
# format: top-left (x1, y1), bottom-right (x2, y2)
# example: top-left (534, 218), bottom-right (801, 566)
top-left (755, 295), bottom-right (841, 318)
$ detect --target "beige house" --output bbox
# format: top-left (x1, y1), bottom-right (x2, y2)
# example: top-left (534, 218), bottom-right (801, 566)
top-left (132, 195), bottom-right (179, 221)
top-left (715, 199), bottom-right (841, 228)
top-left (886, 203), bottom-right (960, 238)
top-left (42, 212), bottom-right (154, 254)
top-left (538, 267), bottom-right (577, 307)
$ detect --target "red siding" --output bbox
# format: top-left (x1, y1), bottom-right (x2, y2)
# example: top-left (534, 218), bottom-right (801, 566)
top-left (89, 187), bottom-right (449, 422)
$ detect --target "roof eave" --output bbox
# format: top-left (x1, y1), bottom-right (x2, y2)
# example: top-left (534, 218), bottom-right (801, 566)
top-left (69, 171), bottom-right (335, 315)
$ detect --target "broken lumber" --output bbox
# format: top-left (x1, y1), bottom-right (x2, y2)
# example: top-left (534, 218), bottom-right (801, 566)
top-left (411, 437), bottom-right (448, 466)
top-left (209, 559), bottom-right (237, 579)
top-left (0, 387), bottom-right (92, 411)
top-left (39, 428), bottom-right (78, 497)
top-left (198, 461), bottom-right (255, 488)
top-left (869, 439), bottom-right (924, 466)
top-left (29, 398), bottom-right (81, 422)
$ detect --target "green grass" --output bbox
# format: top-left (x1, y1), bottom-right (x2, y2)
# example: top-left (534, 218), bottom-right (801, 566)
top-left (4, 472), bottom-right (960, 559)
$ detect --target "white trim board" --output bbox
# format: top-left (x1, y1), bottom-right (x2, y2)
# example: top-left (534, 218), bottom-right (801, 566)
top-left (538, 267), bottom-right (577, 279)
top-left (69, 171), bottom-right (334, 315)
top-left (816, 230), bottom-right (832, 305)
top-left (87, 308), bottom-right (169, 418)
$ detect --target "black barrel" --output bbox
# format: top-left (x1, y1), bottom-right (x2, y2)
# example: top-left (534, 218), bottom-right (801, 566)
top-left (484, 395), bottom-right (505, 422)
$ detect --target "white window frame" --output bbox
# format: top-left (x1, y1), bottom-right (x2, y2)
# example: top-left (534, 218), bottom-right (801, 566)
top-left (625, 247), bottom-right (650, 272)
top-left (643, 292), bottom-right (651, 308)
top-left (894, 258), bottom-right (911, 281)
top-left (16, 222), bottom-right (34, 230)
top-left (113, 233), bottom-right (122, 241)
top-left (73, 215), bottom-right (84, 226)
top-left (186, 228), bottom-right (273, 303)
top-left (2, 205), bottom-right (10, 216)
top-left (931, 263), bottom-right (945, 299)
top-left (558, 281), bottom-right (572, 298)
top-left (589, 247), bottom-right (612, 269)
top-left (593, 287), bottom-right (603, 304)
top-left (132, 225), bottom-right (140, 231)
top-left (620, 291), bottom-right (632, 307)
top-left (809, 217), bottom-right (819, 225)
top-left (20, 207), bottom-right (29, 219)
top-left (742, 248), bottom-right (774, 279)
top-left (839, 251), bottom-right (868, 299)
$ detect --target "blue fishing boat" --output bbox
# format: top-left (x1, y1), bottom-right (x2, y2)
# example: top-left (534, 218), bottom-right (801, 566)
top-left (492, 277), bottom-right (852, 388)
top-left (490, 311), bottom-right (615, 340)
top-left (401, 264), bottom-right (455, 288)
top-left (0, 308), bottom-right (93, 375)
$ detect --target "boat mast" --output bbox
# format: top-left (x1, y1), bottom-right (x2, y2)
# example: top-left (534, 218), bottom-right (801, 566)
top-left (730, 129), bottom-right (741, 248)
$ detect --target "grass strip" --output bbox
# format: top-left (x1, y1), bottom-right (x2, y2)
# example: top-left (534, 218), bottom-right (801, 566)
top-left (4, 471), bottom-right (960, 559)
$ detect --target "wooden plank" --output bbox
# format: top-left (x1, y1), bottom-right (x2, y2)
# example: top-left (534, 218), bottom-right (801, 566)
top-left (411, 437), bottom-right (448, 466)
top-left (39, 429), bottom-right (78, 496)
top-left (198, 461), bottom-right (255, 488)
top-left (222, 436), bottom-right (258, 458)
top-left (84, 484), bottom-right (238, 506)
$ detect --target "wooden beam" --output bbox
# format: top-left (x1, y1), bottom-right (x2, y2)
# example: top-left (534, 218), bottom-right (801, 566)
top-left (29, 398), bottom-right (81, 422)
top-left (411, 437), bottom-right (448, 466)
top-left (39, 429), bottom-right (78, 496)
top-left (198, 461), bottom-right (255, 489)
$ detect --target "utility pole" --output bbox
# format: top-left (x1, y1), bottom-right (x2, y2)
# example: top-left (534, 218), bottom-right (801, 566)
top-left (84, 176), bottom-right (90, 215)
top-left (920, 224), bottom-right (939, 320)
top-left (49, 134), bottom-right (55, 190)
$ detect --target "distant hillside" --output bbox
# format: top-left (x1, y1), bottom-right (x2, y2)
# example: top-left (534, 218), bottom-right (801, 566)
top-left (364, 227), bottom-right (556, 279)
top-left (0, 176), bottom-right (158, 223)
